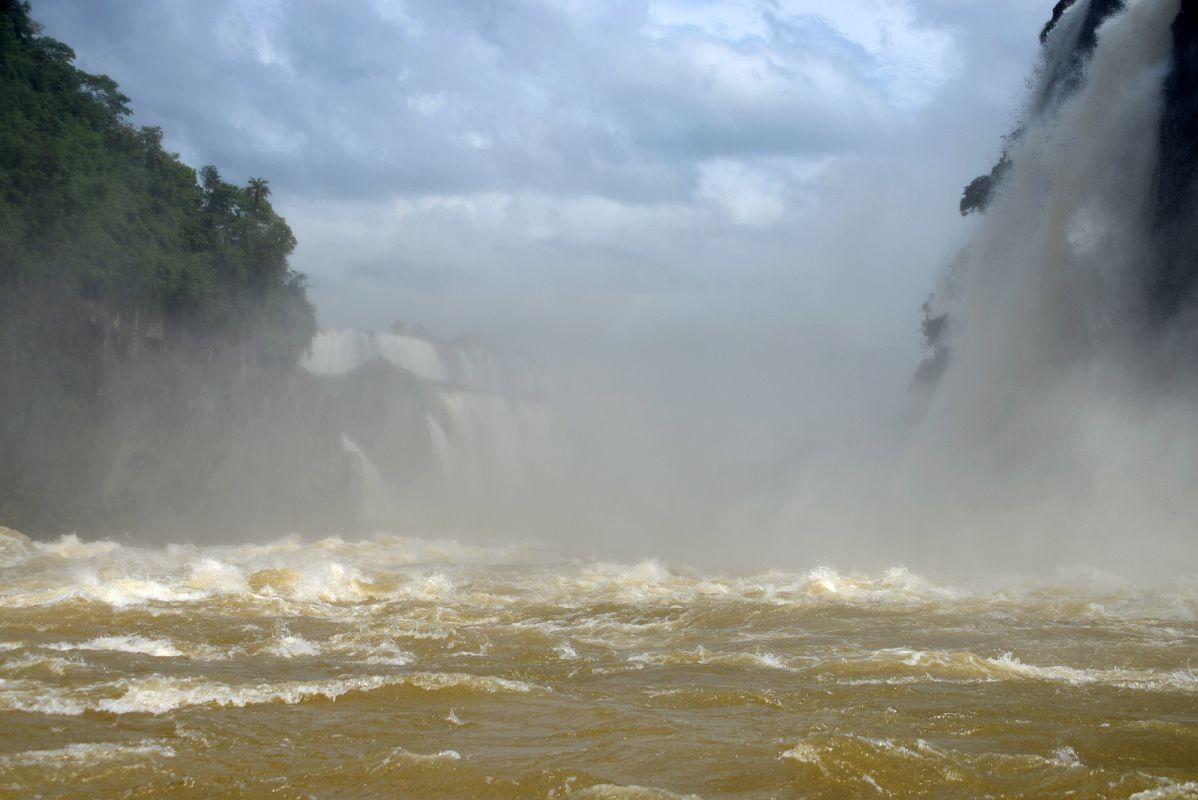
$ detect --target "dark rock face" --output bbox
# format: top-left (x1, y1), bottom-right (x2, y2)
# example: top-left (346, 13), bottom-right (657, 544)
top-left (331, 358), bottom-right (437, 491)
top-left (1035, 0), bottom-right (1127, 113)
top-left (1150, 0), bottom-right (1198, 321)
top-left (1041, 0), bottom-right (1081, 43)
top-left (1077, 0), bottom-right (1128, 51)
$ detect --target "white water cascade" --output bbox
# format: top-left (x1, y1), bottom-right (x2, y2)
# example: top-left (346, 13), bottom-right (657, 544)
top-left (305, 329), bottom-right (450, 381)
top-left (924, 0), bottom-right (1180, 435)
top-left (339, 435), bottom-right (397, 525)
top-left (894, 0), bottom-right (1198, 568)
top-left (427, 388), bottom-right (565, 489)
top-left (302, 328), bottom-right (536, 393)
top-left (305, 328), bottom-right (564, 528)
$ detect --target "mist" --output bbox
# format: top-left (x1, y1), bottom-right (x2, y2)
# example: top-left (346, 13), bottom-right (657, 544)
top-left (11, 0), bottom-right (1197, 583)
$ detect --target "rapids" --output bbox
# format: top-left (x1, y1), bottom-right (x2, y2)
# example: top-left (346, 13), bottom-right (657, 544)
top-left (1, 531), bottom-right (1195, 798)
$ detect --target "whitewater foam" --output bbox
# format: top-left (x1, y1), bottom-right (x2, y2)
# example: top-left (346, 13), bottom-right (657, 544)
top-left (265, 634), bottom-right (322, 659)
top-left (45, 636), bottom-right (183, 658)
top-left (568, 786), bottom-right (701, 800)
top-left (376, 746), bottom-right (462, 768)
top-left (1130, 781), bottom-right (1198, 800)
top-left (0, 740), bottom-right (175, 767)
top-left (0, 670), bottom-right (537, 716)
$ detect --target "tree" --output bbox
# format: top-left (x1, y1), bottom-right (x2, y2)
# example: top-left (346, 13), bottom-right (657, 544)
top-left (246, 177), bottom-right (271, 210)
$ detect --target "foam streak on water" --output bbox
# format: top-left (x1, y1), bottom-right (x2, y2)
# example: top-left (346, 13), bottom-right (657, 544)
top-left (0, 531), bottom-right (1195, 798)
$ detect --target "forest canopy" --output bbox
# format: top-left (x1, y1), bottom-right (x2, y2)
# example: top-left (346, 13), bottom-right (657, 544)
top-left (0, 0), bottom-right (315, 364)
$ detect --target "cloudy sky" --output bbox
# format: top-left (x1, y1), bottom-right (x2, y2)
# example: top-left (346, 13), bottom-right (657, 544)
top-left (34, 0), bottom-right (1048, 348)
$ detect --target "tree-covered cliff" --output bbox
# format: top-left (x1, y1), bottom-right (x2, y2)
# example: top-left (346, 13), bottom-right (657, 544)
top-left (0, 0), bottom-right (348, 538)
top-left (0, 0), bottom-right (315, 360)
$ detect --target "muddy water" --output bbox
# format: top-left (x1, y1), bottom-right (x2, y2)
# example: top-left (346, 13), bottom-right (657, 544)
top-left (0, 530), bottom-right (1196, 798)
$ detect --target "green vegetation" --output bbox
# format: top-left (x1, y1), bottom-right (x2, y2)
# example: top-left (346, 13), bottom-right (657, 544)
top-left (0, 1), bottom-right (314, 362)
top-left (0, 1), bottom-right (337, 538)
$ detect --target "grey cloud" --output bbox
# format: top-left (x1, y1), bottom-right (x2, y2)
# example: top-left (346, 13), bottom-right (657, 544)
top-left (344, 256), bottom-right (462, 290)
top-left (34, 0), bottom-right (964, 204)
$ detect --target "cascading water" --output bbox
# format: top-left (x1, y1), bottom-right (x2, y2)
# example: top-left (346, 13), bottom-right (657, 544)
top-left (339, 435), bottom-right (397, 525)
top-left (304, 327), bottom-right (564, 528)
top-left (302, 328), bottom-right (537, 394)
top-left (903, 0), bottom-right (1198, 568)
top-left (304, 329), bottom-right (452, 382)
top-left (428, 389), bottom-right (564, 490)
top-left (926, 0), bottom-right (1177, 395)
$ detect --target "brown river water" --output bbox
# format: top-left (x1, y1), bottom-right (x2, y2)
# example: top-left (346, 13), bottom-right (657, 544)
top-left (0, 529), bottom-right (1196, 799)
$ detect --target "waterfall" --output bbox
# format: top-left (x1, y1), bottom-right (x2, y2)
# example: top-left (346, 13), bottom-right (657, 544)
top-left (925, 0), bottom-right (1181, 425)
top-left (426, 413), bottom-right (455, 479)
top-left (340, 435), bottom-right (398, 525)
top-left (429, 388), bottom-right (563, 491)
top-left (302, 328), bottom-right (535, 394)
top-left (899, 0), bottom-right (1198, 564)
top-left (303, 327), bottom-right (564, 528)
top-left (303, 329), bottom-right (450, 382)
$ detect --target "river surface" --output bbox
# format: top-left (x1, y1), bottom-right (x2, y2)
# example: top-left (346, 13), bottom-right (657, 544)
top-left (0, 529), bottom-right (1196, 799)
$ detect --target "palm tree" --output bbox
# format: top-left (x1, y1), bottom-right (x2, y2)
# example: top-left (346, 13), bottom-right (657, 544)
top-left (246, 177), bottom-right (271, 210)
